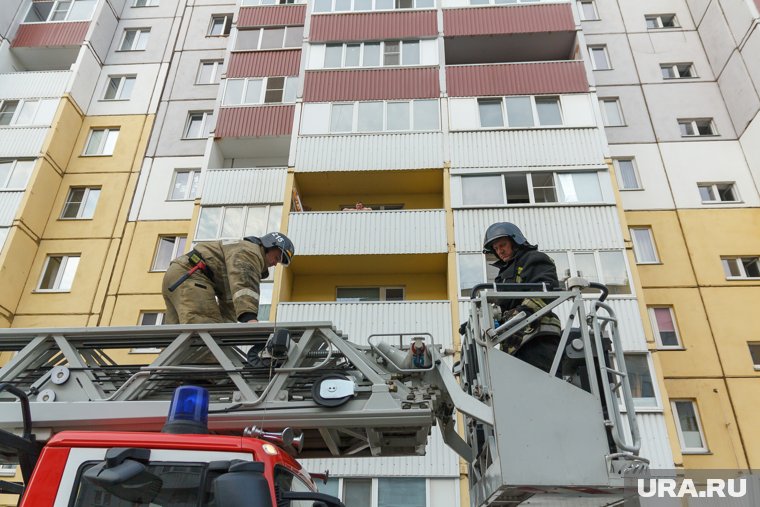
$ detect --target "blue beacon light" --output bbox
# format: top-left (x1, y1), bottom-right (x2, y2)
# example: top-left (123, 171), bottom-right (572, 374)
top-left (162, 386), bottom-right (210, 434)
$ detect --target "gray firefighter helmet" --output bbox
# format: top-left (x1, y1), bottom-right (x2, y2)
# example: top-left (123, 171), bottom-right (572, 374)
top-left (482, 222), bottom-right (535, 254)
top-left (245, 232), bottom-right (295, 266)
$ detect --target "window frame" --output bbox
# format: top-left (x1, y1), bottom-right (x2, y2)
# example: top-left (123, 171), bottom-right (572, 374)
top-left (335, 286), bottom-right (405, 302)
top-left (749, 343), bottom-right (760, 371)
top-left (102, 75), bottom-right (136, 101)
top-left (0, 159), bottom-right (35, 190)
top-left (477, 95), bottom-right (564, 129)
top-left (321, 40), bottom-right (423, 69)
top-left (678, 118), bottom-right (717, 137)
top-left (133, 0), bottom-right (159, 6)
top-left (82, 128), bottom-right (119, 156)
top-left (588, 45), bottom-right (611, 70)
top-left (23, 0), bottom-right (96, 23)
top-left (168, 168), bottom-right (200, 201)
top-left (327, 99), bottom-right (439, 133)
top-left (721, 257), bottom-right (760, 280)
top-left (645, 13), bottom-right (679, 29)
top-left (697, 182), bottom-right (738, 204)
top-left (183, 111), bottom-right (214, 139)
top-left (577, 0), bottom-right (599, 21)
top-left (208, 14), bottom-right (233, 37)
top-left (599, 98), bottom-right (625, 127)
top-left (616, 353), bottom-right (660, 411)
top-left (312, 0), bottom-right (433, 13)
top-left (234, 26), bottom-right (303, 51)
top-left (648, 306), bottom-right (683, 349)
top-left (60, 186), bottom-right (101, 220)
top-left (222, 76), bottom-right (297, 106)
top-left (613, 158), bottom-right (642, 190)
top-left (119, 28), bottom-right (150, 51)
top-left (196, 60), bottom-right (224, 85)
top-left (131, 312), bottom-right (165, 353)
top-left (630, 227), bottom-right (660, 264)
top-left (36, 254), bottom-right (80, 292)
top-left (151, 235), bottom-right (187, 272)
top-left (660, 62), bottom-right (695, 80)
top-left (195, 204), bottom-right (283, 241)
top-left (0, 98), bottom-right (56, 127)
top-left (671, 400), bottom-right (709, 453)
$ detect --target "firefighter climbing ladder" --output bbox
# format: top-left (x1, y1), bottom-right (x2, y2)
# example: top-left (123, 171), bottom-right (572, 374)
top-left (0, 277), bottom-right (649, 506)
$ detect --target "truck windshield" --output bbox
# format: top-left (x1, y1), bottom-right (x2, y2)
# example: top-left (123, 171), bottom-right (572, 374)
top-left (72, 462), bottom-right (208, 507)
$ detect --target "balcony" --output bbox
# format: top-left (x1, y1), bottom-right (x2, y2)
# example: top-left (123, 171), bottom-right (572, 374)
top-left (443, 3), bottom-right (576, 64)
top-left (11, 22), bottom-right (88, 70)
top-left (309, 10), bottom-right (437, 42)
top-left (213, 105), bottom-right (295, 160)
top-left (238, 5), bottom-right (307, 28)
top-left (447, 61), bottom-right (588, 97)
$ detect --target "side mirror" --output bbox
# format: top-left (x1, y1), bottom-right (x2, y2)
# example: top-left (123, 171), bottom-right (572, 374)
top-left (82, 448), bottom-right (162, 503)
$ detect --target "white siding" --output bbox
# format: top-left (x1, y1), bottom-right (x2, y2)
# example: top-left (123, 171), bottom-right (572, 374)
top-left (201, 167), bottom-right (287, 205)
top-left (449, 129), bottom-right (608, 168)
top-left (0, 71), bottom-right (71, 99)
top-left (295, 133), bottom-right (445, 171)
top-left (0, 192), bottom-right (23, 226)
top-left (288, 210), bottom-right (447, 255)
top-left (619, 413), bottom-right (675, 470)
top-left (453, 207), bottom-right (625, 251)
top-left (0, 129), bottom-right (48, 158)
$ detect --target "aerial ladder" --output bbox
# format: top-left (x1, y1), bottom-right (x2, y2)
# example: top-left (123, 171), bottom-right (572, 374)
top-left (0, 277), bottom-right (649, 506)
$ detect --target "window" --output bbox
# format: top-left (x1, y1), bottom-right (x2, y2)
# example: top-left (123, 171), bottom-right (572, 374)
top-left (24, 0), bottom-right (96, 23)
top-left (0, 160), bottom-right (34, 190)
top-left (197, 60), bottom-right (223, 84)
top-left (37, 255), bottom-right (80, 291)
top-left (195, 205), bottom-right (282, 240)
top-left (183, 112), bottom-right (213, 139)
top-left (478, 96), bottom-right (563, 129)
top-left (378, 478), bottom-right (426, 506)
top-left (661, 63), bottom-right (695, 79)
top-left (139, 312), bottom-right (164, 325)
top-left (152, 236), bottom-right (187, 271)
top-left (649, 307), bottom-right (681, 348)
top-left (234, 26), bottom-right (303, 50)
top-left (83, 128), bottom-right (119, 156)
top-left (577, 0), bottom-right (598, 21)
top-left (672, 400), bottom-right (708, 452)
top-left (60, 187), bottom-right (100, 219)
top-left (646, 14), bottom-right (678, 29)
top-left (459, 171), bottom-right (603, 206)
top-left (0, 464), bottom-right (16, 477)
top-left (336, 287), bottom-right (404, 301)
top-left (630, 227), bottom-right (659, 264)
top-left (313, 0), bottom-right (432, 13)
top-left (749, 343), bottom-right (760, 369)
top-left (589, 46), bottom-right (611, 70)
top-left (0, 98), bottom-right (57, 126)
top-left (327, 100), bottom-right (439, 133)
top-left (698, 182), bottom-right (737, 203)
top-left (600, 98), bottom-right (624, 126)
top-left (322, 40), bottom-right (422, 68)
top-left (169, 169), bottom-right (200, 200)
top-left (622, 354), bottom-right (657, 408)
top-left (722, 257), bottom-right (760, 279)
top-left (208, 14), bottom-right (232, 36)
top-left (678, 119), bottom-right (716, 137)
top-left (614, 159), bottom-right (641, 190)
top-left (242, 0), bottom-right (300, 5)
top-left (120, 28), bottom-right (150, 51)
top-left (223, 77), bottom-right (297, 105)
top-left (133, 0), bottom-right (158, 6)
top-left (103, 75), bottom-right (136, 101)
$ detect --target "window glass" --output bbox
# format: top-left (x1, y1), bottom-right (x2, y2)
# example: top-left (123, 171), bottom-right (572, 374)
top-left (590, 47), bottom-right (609, 69)
top-left (624, 355), bottom-right (656, 408)
top-left (378, 478), bottom-right (426, 507)
top-left (16, 101), bottom-right (38, 125)
top-left (196, 207), bottom-right (222, 239)
top-left (221, 207), bottom-right (244, 238)
top-left (384, 41), bottom-right (400, 66)
top-left (345, 44), bottom-right (361, 66)
top-left (245, 79), bottom-right (264, 104)
top-left (402, 41), bottom-right (420, 65)
top-left (743, 258), bottom-right (760, 278)
top-left (325, 44), bottom-right (343, 68)
top-left (260, 28), bottom-right (285, 49)
top-left (363, 43), bottom-right (381, 67)
top-left (546, 251), bottom-right (570, 281)
top-left (337, 288), bottom-right (381, 301)
top-left (245, 207), bottom-right (268, 237)
top-left (376, 0), bottom-right (393, 8)
top-left (5, 161), bottom-right (33, 189)
top-left (478, 99), bottom-right (503, 128)
top-left (284, 26), bottom-right (303, 47)
top-left (531, 172), bottom-right (557, 203)
top-left (358, 102), bottom-right (383, 131)
top-left (574, 252), bottom-right (598, 282)
top-left (58, 256), bottom-right (79, 291)
top-left (631, 228), bottom-right (657, 263)
top-left (0, 100), bottom-right (18, 125)
top-left (535, 97), bottom-right (562, 125)
top-left (344, 479), bottom-right (372, 507)
top-left (673, 401), bottom-right (705, 450)
top-left (267, 205), bottom-right (282, 232)
top-left (25, 2), bottom-right (53, 22)
top-left (223, 79), bottom-right (244, 105)
top-left (505, 97), bottom-right (533, 127)
top-left (503, 172), bottom-right (529, 204)
top-left (413, 100), bottom-right (438, 130)
top-left (355, 0), bottom-right (372, 9)
top-left (387, 102), bottom-right (410, 131)
top-left (557, 172), bottom-right (602, 203)
top-left (62, 188), bottom-right (85, 219)
top-left (153, 236), bottom-right (185, 271)
top-left (235, 29), bottom-right (260, 50)
top-left (461, 175), bottom-right (504, 205)
top-left (748, 343), bottom-right (760, 367)
top-left (616, 160), bottom-right (639, 190)
top-left (69, 0), bottom-right (96, 20)
top-left (600, 251), bottom-right (630, 294)
top-left (459, 253), bottom-right (483, 297)
top-left (335, 0), bottom-right (351, 10)
top-left (330, 104), bottom-right (354, 132)
top-left (283, 78), bottom-right (298, 103)
top-left (653, 308), bottom-right (679, 347)
top-left (602, 100), bottom-right (623, 126)
top-left (317, 478), bottom-right (340, 498)
top-left (265, 77), bottom-right (285, 103)
top-left (314, 0), bottom-right (331, 12)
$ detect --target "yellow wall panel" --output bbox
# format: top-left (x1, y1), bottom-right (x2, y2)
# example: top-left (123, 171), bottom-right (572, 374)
top-left (66, 116), bottom-right (149, 174)
top-left (291, 273), bottom-right (447, 301)
top-left (678, 209), bottom-right (760, 286)
top-left (701, 287), bottom-right (760, 376)
top-left (0, 228), bottom-right (39, 317)
top-left (11, 313), bottom-right (90, 328)
top-left (109, 294), bottom-right (169, 326)
top-left (726, 378), bottom-right (760, 469)
top-left (664, 379), bottom-right (748, 469)
top-left (43, 97), bottom-right (83, 170)
top-left (16, 159), bottom-right (61, 237)
top-left (625, 211), bottom-right (697, 287)
top-left (304, 193), bottom-right (442, 211)
top-left (643, 288), bottom-right (723, 378)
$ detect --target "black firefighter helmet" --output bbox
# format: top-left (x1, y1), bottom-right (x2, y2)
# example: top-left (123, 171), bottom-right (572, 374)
top-left (482, 222), bottom-right (536, 254)
top-left (245, 232), bottom-right (295, 266)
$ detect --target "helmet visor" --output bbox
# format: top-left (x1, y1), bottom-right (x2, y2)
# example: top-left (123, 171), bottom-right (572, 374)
top-left (279, 246), bottom-right (294, 266)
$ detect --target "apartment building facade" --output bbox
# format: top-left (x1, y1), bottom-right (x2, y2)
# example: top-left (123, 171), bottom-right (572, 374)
top-left (1, 0), bottom-right (757, 505)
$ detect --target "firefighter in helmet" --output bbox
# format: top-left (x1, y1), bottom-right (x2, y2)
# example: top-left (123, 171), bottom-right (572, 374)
top-left (483, 222), bottom-right (562, 372)
top-left (162, 232), bottom-right (295, 324)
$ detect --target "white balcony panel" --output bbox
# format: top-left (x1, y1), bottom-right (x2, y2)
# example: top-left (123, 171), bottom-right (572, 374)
top-left (449, 128), bottom-right (607, 168)
top-left (453, 207), bottom-right (624, 252)
top-left (619, 413), bottom-right (674, 470)
top-left (289, 210), bottom-right (447, 255)
top-left (0, 192), bottom-right (23, 226)
top-left (0, 129), bottom-right (47, 158)
top-left (0, 71), bottom-right (71, 99)
top-left (201, 167), bottom-right (287, 205)
top-left (300, 428), bottom-right (458, 478)
top-left (295, 133), bottom-right (444, 172)
top-left (277, 300), bottom-right (453, 347)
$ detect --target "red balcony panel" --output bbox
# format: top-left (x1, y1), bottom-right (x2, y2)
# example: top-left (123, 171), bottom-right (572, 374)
top-left (755, 0), bottom-right (760, 12)
top-left (310, 11), bottom-right (437, 42)
top-left (304, 68), bottom-right (439, 101)
top-left (447, 61), bottom-right (588, 97)
top-left (216, 105), bottom-right (294, 138)
top-left (238, 5), bottom-right (306, 28)
top-left (228, 50), bottom-right (301, 78)
top-left (12, 22), bottom-right (89, 48)
top-left (443, 4), bottom-right (574, 37)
